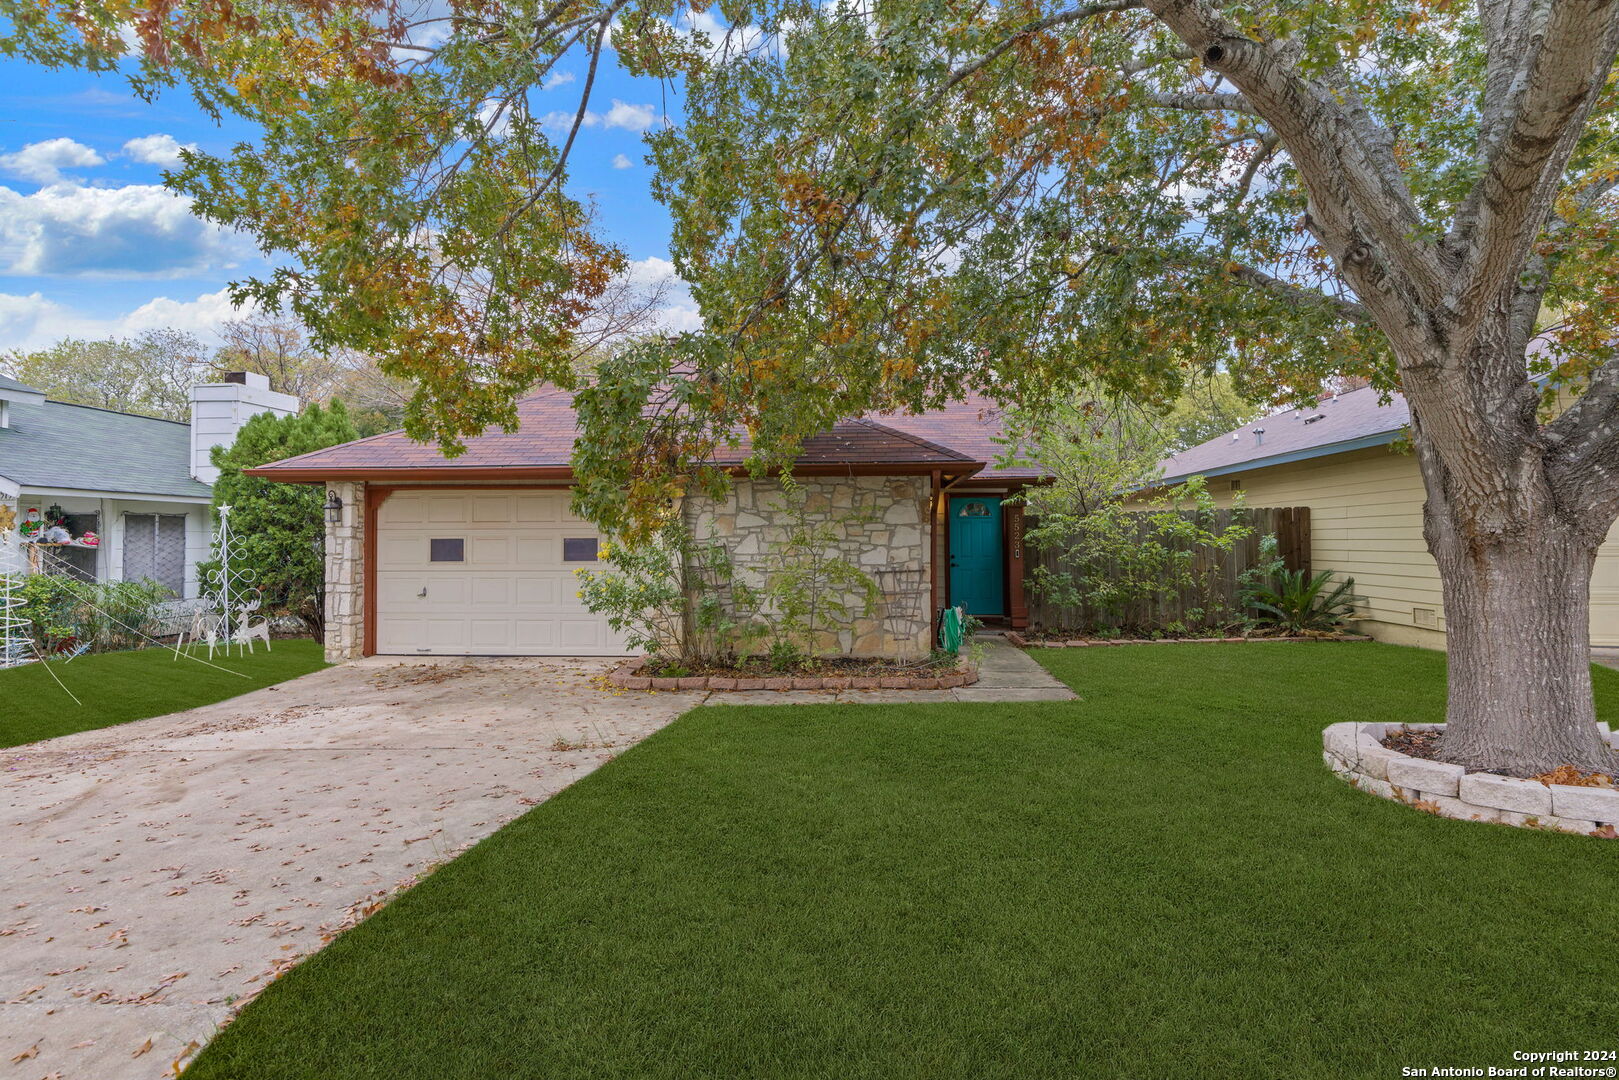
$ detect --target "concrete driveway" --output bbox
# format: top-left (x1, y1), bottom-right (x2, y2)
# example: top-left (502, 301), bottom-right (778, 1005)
top-left (0, 658), bottom-right (702, 1080)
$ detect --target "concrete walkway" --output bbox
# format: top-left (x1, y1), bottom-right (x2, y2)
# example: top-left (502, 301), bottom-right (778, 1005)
top-left (0, 642), bottom-right (1069, 1079)
top-left (0, 658), bottom-right (704, 1080)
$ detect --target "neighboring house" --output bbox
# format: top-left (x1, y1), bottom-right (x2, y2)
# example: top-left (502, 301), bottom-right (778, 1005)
top-left (0, 372), bottom-right (297, 600)
top-left (251, 388), bottom-right (1045, 661)
top-left (1156, 384), bottom-right (1619, 648)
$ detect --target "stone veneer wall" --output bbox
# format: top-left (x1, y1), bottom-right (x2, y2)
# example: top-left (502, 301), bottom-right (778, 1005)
top-left (1324, 721), bottom-right (1619, 837)
top-left (683, 476), bottom-right (933, 659)
top-left (323, 480), bottom-right (365, 662)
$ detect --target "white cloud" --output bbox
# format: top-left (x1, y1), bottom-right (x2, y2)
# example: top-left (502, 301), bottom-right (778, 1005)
top-left (121, 133), bottom-right (197, 168)
top-left (623, 255), bottom-right (701, 333)
top-left (541, 99), bottom-right (662, 135)
top-left (0, 182), bottom-right (255, 280)
top-left (0, 138), bottom-right (106, 185)
top-left (612, 153), bottom-right (634, 170)
top-left (543, 71), bottom-right (576, 90)
top-left (0, 287), bottom-right (254, 352)
top-left (601, 100), bottom-right (657, 131)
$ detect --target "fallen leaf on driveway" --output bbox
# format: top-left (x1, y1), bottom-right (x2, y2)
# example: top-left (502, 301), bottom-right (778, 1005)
top-left (9, 1043), bottom-right (37, 1063)
top-left (133, 1037), bottom-right (153, 1058)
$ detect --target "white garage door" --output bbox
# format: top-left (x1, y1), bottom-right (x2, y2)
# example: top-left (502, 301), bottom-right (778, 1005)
top-left (374, 490), bottom-right (628, 656)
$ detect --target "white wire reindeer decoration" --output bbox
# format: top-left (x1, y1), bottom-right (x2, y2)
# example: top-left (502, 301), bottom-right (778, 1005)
top-left (186, 505), bottom-right (273, 658)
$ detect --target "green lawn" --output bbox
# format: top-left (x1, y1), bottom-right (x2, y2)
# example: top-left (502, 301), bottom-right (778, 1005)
top-left (187, 644), bottom-right (1619, 1080)
top-left (0, 638), bottom-right (328, 748)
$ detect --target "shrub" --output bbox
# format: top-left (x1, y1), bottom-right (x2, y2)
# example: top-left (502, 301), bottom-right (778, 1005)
top-left (4, 573), bottom-right (171, 654)
top-left (575, 525), bottom-right (763, 666)
top-left (197, 401), bottom-right (358, 637)
top-left (576, 482), bottom-right (880, 670)
top-left (1024, 476), bottom-right (1255, 634)
top-left (1244, 568), bottom-right (1358, 633)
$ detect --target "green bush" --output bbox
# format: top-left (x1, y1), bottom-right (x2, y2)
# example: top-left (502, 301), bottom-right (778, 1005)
top-left (575, 483), bottom-right (879, 670)
top-left (197, 401), bottom-right (358, 637)
top-left (1243, 568), bottom-right (1358, 633)
top-left (1024, 476), bottom-right (1255, 635)
top-left (3, 573), bottom-right (171, 654)
top-left (574, 525), bottom-right (764, 666)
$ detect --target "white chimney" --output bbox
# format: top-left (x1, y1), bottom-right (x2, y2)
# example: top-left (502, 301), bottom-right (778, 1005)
top-left (190, 372), bottom-right (299, 484)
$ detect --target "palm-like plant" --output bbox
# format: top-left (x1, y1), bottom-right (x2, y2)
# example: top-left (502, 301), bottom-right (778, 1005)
top-left (1245, 570), bottom-right (1358, 633)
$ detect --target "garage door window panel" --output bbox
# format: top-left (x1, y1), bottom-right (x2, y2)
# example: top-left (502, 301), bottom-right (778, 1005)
top-left (562, 538), bottom-right (599, 562)
top-left (429, 538), bottom-right (465, 562)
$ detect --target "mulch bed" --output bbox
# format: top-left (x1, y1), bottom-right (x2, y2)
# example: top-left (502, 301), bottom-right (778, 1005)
top-left (1383, 728), bottom-right (1443, 760)
top-left (606, 656), bottom-right (978, 693)
top-left (1381, 729), bottom-right (1617, 787)
top-left (645, 656), bottom-right (951, 679)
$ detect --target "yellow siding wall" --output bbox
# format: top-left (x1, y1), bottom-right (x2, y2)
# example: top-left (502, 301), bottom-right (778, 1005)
top-left (1160, 445), bottom-right (1619, 650)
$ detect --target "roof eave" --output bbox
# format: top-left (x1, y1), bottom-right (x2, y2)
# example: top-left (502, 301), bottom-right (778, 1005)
top-left (1158, 429), bottom-right (1402, 486)
top-left (247, 460), bottom-right (986, 485)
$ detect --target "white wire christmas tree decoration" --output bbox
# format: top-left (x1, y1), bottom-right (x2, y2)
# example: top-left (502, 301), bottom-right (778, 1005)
top-left (199, 505), bottom-right (272, 657)
top-left (0, 502), bottom-right (30, 669)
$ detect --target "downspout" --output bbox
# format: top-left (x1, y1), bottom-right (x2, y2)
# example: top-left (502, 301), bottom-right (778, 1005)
top-left (929, 469), bottom-right (943, 619)
top-left (932, 470), bottom-right (971, 619)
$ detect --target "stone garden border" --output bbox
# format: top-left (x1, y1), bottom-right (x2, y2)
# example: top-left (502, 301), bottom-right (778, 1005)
top-left (605, 658), bottom-right (980, 692)
top-left (1005, 631), bottom-right (1372, 648)
top-left (1323, 721), bottom-right (1619, 838)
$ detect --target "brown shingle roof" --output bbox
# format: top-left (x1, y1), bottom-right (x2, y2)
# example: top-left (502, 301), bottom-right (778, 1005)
top-left (251, 386), bottom-right (985, 481)
top-left (873, 393), bottom-right (1044, 481)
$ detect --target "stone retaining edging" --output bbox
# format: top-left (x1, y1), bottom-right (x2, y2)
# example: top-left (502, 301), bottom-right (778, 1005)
top-left (1323, 721), bottom-right (1619, 838)
top-left (605, 658), bottom-right (980, 692)
top-left (1005, 631), bottom-right (1372, 648)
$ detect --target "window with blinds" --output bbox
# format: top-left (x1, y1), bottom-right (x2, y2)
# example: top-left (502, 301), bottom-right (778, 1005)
top-left (123, 514), bottom-right (188, 596)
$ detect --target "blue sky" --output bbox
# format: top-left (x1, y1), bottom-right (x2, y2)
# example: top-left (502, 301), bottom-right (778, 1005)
top-left (0, 49), bottom-right (691, 353)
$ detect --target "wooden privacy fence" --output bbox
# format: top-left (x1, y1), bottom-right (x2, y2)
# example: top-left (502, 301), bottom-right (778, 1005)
top-left (1025, 506), bottom-right (1311, 632)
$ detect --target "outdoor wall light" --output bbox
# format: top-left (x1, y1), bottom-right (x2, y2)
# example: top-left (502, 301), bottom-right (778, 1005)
top-left (324, 491), bottom-right (343, 525)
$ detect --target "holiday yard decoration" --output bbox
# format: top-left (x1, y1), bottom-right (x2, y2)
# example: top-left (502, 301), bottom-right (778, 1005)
top-left (6, 0), bottom-right (1619, 776)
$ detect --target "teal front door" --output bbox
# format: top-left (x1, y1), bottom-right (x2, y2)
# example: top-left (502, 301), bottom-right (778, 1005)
top-left (949, 496), bottom-right (1005, 616)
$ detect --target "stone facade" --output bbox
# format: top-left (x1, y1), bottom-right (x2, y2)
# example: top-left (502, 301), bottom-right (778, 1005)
top-left (323, 480), bottom-right (365, 662)
top-left (1323, 721), bottom-right (1619, 837)
top-left (683, 476), bottom-right (934, 659)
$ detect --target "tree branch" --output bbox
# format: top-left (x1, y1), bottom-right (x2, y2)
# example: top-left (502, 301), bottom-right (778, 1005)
top-left (1444, 0), bottom-right (1619, 350)
top-left (1214, 258), bottom-right (1373, 324)
top-left (1142, 90), bottom-right (1257, 115)
top-left (1545, 354), bottom-right (1619, 531)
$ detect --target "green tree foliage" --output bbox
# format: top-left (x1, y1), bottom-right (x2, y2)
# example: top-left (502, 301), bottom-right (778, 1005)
top-left (1164, 373), bottom-right (1269, 452)
top-left (1, 330), bottom-right (206, 420)
top-left (201, 402), bottom-right (358, 635)
top-left (8, 0), bottom-right (1619, 770)
top-left (1006, 405), bottom-right (1251, 634)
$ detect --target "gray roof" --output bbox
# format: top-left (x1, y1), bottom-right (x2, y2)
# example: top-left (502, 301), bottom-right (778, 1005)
top-left (0, 399), bottom-right (212, 499)
top-left (1161, 385), bottom-right (1409, 483)
top-left (0, 374), bottom-right (44, 396)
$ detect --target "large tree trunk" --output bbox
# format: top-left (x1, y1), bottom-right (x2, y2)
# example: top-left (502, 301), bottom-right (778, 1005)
top-left (1430, 513), bottom-right (1614, 776)
top-left (1412, 397), bottom-right (1619, 778)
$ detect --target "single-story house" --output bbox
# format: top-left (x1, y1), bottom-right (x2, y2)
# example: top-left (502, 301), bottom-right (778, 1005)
top-left (251, 387), bottom-right (1046, 661)
top-left (1157, 384), bottom-right (1619, 648)
top-left (1, 372), bottom-right (297, 599)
